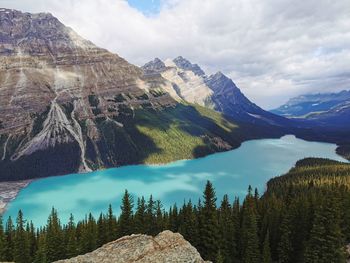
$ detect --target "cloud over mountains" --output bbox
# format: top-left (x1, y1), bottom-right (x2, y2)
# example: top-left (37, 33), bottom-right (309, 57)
top-left (2, 0), bottom-right (350, 108)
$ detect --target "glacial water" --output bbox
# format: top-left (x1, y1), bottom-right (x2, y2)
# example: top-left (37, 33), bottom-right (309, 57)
top-left (4, 135), bottom-right (348, 226)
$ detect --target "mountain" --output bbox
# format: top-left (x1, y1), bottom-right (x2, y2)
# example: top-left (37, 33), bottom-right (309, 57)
top-left (271, 90), bottom-right (350, 117)
top-left (305, 100), bottom-right (350, 127)
top-left (271, 90), bottom-right (350, 160)
top-left (271, 90), bottom-right (350, 129)
top-left (55, 231), bottom-right (209, 263)
top-left (0, 9), bottom-right (285, 181)
top-left (142, 57), bottom-right (292, 126)
top-left (143, 57), bottom-right (214, 107)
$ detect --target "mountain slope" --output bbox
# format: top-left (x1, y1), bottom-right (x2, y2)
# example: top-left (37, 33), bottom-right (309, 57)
top-left (0, 9), bottom-right (285, 181)
top-left (271, 90), bottom-right (350, 129)
top-left (142, 58), bottom-right (350, 158)
top-left (142, 57), bottom-right (292, 127)
top-left (0, 9), bottom-right (170, 180)
top-left (304, 100), bottom-right (350, 127)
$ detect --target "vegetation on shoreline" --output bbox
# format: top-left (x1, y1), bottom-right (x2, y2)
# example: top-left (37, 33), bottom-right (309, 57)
top-left (0, 158), bottom-right (349, 263)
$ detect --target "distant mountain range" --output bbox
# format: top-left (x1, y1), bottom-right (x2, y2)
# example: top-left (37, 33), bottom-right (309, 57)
top-left (271, 90), bottom-right (350, 128)
top-left (0, 9), bottom-right (288, 181)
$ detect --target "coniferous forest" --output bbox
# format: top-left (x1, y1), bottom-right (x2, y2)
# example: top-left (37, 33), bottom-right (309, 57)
top-left (0, 158), bottom-right (349, 263)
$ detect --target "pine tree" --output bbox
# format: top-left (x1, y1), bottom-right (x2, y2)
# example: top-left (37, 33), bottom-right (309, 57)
top-left (145, 195), bottom-right (157, 235)
top-left (106, 205), bottom-right (117, 242)
top-left (216, 249), bottom-right (225, 263)
top-left (199, 181), bottom-right (219, 262)
top-left (341, 192), bottom-right (350, 242)
top-left (262, 231), bottom-right (272, 263)
top-left (27, 221), bottom-right (37, 261)
top-left (134, 197), bottom-right (146, 234)
top-left (4, 216), bottom-right (14, 261)
top-left (178, 200), bottom-right (198, 247)
top-left (168, 204), bottom-right (179, 232)
top-left (305, 197), bottom-right (346, 263)
top-left (290, 197), bottom-right (310, 262)
top-left (80, 213), bottom-right (97, 253)
top-left (254, 188), bottom-right (260, 209)
top-left (277, 209), bottom-right (293, 263)
top-left (34, 232), bottom-right (47, 263)
top-left (241, 187), bottom-right (260, 263)
top-left (66, 214), bottom-right (78, 258)
top-left (46, 208), bottom-right (64, 261)
top-left (231, 197), bottom-right (240, 263)
top-left (218, 194), bottom-right (234, 263)
top-left (97, 213), bottom-right (107, 247)
top-left (13, 210), bottom-right (30, 263)
top-left (0, 217), bottom-right (7, 261)
top-left (118, 190), bottom-right (134, 236)
top-left (155, 200), bottom-right (164, 234)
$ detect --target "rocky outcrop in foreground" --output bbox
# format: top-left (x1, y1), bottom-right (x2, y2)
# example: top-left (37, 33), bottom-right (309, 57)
top-left (55, 230), bottom-right (210, 263)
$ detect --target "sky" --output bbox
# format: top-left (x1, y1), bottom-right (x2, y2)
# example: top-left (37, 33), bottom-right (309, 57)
top-left (1, 0), bottom-right (349, 109)
top-left (127, 0), bottom-right (161, 15)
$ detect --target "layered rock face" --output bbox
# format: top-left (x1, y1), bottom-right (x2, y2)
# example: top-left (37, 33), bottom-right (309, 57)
top-left (143, 57), bottom-right (214, 107)
top-left (0, 9), bottom-right (255, 182)
top-left (0, 9), bottom-right (177, 180)
top-left (143, 57), bottom-right (291, 126)
top-left (55, 231), bottom-right (210, 263)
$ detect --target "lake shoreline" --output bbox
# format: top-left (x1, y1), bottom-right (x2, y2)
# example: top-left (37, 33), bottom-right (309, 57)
top-left (0, 179), bottom-right (33, 214)
top-left (1, 135), bottom-right (348, 220)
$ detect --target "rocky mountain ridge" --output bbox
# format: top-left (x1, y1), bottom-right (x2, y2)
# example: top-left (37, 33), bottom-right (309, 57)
top-left (271, 90), bottom-right (350, 128)
top-left (271, 90), bottom-right (350, 117)
top-left (142, 57), bottom-right (292, 126)
top-left (55, 230), bottom-right (210, 263)
top-left (0, 9), bottom-right (282, 182)
top-left (0, 8), bottom-right (183, 180)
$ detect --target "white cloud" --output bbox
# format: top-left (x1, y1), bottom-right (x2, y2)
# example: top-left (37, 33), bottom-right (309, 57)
top-left (1, 0), bottom-right (350, 108)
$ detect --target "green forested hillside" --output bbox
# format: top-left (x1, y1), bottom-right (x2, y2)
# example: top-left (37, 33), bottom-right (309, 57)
top-left (0, 103), bottom-right (284, 181)
top-left (1, 158), bottom-right (349, 263)
top-left (88, 102), bottom-right (285, 168)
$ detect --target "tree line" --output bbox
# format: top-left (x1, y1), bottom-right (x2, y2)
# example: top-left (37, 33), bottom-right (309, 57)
top-left (0, 157), bottom-right (349, 263)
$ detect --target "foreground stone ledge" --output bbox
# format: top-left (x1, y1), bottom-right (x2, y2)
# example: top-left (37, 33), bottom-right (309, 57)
top-left (55, 230), bottom-right (211, 263)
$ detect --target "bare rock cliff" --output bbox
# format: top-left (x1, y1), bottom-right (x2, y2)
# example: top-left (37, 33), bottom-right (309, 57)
top-left (0, 9), bottom-right (176, 181)
top-left (54, 230), bottom-right (210, 263)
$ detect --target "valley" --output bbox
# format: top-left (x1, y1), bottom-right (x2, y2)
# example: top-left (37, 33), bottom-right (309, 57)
top-left (0, 6), bottom-right (349, 263)
top-left (271, 90), bottom-right (350, 162)
top-left (4, 135), bottom-right (346, 227)
top-left (0, 9), bottom-right (288, 183)
top-left (0, 8), bottom-right (349, 219)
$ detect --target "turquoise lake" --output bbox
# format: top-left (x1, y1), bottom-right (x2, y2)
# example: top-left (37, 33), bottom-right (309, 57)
top-left (4, 135), bottom-right (348, 226)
